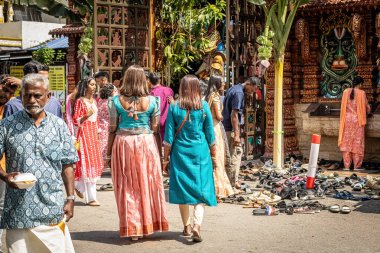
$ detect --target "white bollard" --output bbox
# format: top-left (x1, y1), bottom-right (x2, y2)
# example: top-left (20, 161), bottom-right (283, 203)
top-left (306, 134), bottom-right (321, 189)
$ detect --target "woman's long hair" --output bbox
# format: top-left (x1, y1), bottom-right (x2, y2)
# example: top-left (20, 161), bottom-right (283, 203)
top-left (350, 76), bottom-right (364, 100)
top-left (120, 65), bottom-right (149, 97)
top-left (178, 75), bottom-right (202, 110)
top-left (205, 74), bottom-right (223, 102)
top-left (72, 77), bottom-right (94, 116)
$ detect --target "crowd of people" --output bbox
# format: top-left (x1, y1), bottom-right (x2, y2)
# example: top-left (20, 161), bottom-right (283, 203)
top-left (0, 58), bottom-right (259, 251)
top-left (0, 58), bottom-right (370, 252)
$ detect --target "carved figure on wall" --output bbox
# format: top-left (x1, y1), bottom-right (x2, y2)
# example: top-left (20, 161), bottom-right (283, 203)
top-left (111, 7), bottom-right (122, 24)
top-left (112, 29), bottom-right (122, 46)
top-left (97, 7), bottom-right (108, 23)
top-left (98, 49), bottom-right (109, 67)
top-left (376, 13), bottom-right (380, 49)
top-left (351, 13), bottom-right (366, 61)
top-left (319, 13), bottom-right (358, 98)
top-left (112, 50), bottom-right (122, 67)
top-left (97, 28), bottom-right (109, 45)
top-left (295, 18), bottom-right (310, 63)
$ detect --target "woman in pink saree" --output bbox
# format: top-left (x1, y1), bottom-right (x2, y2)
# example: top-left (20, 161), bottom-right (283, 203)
top-left (107, 65), bottom-right (168, 241)
top-left (338, 76), bottom-right (370, 171)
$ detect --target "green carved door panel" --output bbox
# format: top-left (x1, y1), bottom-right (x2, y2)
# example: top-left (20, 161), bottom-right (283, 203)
top-left (319, 13), bottom-right (358, 99)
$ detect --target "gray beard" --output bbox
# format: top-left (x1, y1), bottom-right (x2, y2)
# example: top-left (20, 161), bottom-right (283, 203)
top-left (24, 107), bottom-right (44, 115)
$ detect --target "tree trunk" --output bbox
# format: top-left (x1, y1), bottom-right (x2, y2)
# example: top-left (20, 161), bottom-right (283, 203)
top-left (273, 54), bottom-right (284, 169)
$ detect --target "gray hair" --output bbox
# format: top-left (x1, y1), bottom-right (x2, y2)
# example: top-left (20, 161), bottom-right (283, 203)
top-left (21, 74), bottom-right (49, 91)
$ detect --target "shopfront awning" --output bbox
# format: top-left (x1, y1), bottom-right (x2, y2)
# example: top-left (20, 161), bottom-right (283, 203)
top-left (27, 37), bottom-right (68, 50)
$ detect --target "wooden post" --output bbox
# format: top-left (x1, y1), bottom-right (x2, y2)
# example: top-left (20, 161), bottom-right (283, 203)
top-left (226, 0), bottom-right (231, 87)
top-left (149, 0), bottom-right (154, 71)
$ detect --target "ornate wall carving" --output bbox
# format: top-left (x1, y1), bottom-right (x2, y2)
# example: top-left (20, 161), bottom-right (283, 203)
top-left (352, 13), bottom-right (367, 61)
top-left (295, 18), bottom-right (310, 63)
top-left (319, 13), bottom-right (358, 99)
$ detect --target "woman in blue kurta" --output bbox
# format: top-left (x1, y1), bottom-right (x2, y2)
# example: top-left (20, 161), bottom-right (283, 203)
top-left (163, 74), bottom-right (217, 243)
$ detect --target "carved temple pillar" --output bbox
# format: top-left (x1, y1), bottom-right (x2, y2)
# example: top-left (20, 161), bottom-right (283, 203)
top-left (352, 13), bottom-right (375, 102)
top-left (375, 12), bottom-right (380, 102)
top-left (300, 17), bottom-right (321, 103)
top-left (67, 36), bottom-right (79, 93)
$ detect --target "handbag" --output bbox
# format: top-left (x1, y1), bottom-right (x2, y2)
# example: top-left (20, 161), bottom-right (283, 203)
top-left (174, 109), bottom-right (190, 140)
top-left (166, 110), bottom-right (190, 168)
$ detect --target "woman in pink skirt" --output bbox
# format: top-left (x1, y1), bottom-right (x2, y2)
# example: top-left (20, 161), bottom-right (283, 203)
top-left (107, 65), bottom-right (168, 241)
top-left (97, 83), bottom-right (116, 167)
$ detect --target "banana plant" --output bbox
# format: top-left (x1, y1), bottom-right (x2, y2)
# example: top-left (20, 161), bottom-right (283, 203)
top-left (247, 0), bottom-right (309, 169)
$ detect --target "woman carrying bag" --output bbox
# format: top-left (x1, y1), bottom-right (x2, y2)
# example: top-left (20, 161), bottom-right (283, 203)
top-left (163, 74), bottom-right (217, 243)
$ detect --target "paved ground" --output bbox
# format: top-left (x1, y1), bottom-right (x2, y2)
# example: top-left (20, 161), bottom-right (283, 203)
top-left (66, 176), bottom-right (380, 253)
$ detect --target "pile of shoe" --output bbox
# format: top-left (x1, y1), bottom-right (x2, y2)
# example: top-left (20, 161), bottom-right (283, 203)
top-left (365, 175), bottom-right (380, 190)
top-left (248, 190), bottom-right (281, 205)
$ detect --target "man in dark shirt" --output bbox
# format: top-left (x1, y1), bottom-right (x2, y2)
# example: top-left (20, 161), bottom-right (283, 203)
top-left (3, 61), bottom-right (62, 118)
top-left (222, 77), bottom-right (259, 189)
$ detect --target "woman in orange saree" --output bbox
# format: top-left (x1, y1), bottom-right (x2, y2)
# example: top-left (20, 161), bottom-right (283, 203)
top-left (338, 76), bottom-right (370, 171)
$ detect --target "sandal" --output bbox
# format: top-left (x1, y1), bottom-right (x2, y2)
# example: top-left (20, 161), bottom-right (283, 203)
top-left (98, 183), bottom-right (114, 191)
top-left (340, 205), bottom-right (351, 214)
top-left (293, 206), bottom-right (315, 214)
top-left (329, 204), bottom-right (340, 213)
top-left (192, 225), bottom-right (202, 242)
top-left (182, 225), bottom-right (192, 236)
top-left (87, 200), bottom-right (101, 206)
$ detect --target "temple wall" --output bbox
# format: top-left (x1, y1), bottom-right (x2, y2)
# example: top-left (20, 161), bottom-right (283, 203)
top-left (295, 103), bottom-right (380, 162)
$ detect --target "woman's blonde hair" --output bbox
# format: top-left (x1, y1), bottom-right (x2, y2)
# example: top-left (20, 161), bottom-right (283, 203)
top-left (120, 65), bottom-right (149, 97)
top-left (178, 74), bottom-right (202, 110)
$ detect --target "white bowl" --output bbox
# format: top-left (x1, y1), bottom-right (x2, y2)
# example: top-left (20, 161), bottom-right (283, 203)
top-left (13, 173), bottom-right (37, 189)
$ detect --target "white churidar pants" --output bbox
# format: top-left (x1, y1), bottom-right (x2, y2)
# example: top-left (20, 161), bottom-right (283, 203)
top-left (179, 204), bottom-right (205, 226)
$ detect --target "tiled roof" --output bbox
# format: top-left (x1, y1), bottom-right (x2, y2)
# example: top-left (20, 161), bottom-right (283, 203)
top-left (300, 0), bottom-right (380, 12)
top-left (49, 24), bottom-right (84, 37)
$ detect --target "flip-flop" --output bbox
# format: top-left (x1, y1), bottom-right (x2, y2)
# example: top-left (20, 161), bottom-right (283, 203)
top-left (352, 182), bottom-right (363, 191)
top-left (340, 205), bottom-right (351, 214)
top-left (329, 204), bottom-right (340, 213)
top-left (98, 183), bottom-right (114, 191)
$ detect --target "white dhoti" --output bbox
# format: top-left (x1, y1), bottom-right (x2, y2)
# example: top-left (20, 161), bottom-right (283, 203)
top-left (6, 221), bottom-right (75, 253)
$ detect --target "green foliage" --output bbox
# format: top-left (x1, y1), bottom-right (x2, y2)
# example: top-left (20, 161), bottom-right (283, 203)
top-left (248, 0), bottom-right (310, 59)
top-left (78, 26), bottom-right (93, 56)
top-left (55, 50), bottom-right (66, 62)
top-left (32, 47), bottom-right (67, 65)
top-left (157, 0), bottom-right (226, 79)
top-left (32, 46), bottom-right (55, 66)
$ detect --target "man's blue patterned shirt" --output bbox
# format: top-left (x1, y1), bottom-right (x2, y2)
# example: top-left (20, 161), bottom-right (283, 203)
top-left (0, 110), bottom-right (78, 229)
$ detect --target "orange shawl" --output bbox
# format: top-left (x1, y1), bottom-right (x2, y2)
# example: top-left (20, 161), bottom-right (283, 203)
top-left (338, 88), bottom-right (367, 147)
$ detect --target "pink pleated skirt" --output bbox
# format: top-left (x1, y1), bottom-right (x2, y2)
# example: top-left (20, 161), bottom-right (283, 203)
top-left (111, 133), bottom-right (169, 237)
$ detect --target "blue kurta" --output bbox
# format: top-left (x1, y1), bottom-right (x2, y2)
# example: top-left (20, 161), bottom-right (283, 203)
top-left (164, 101), bottom-right (217, 206)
